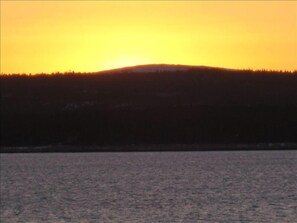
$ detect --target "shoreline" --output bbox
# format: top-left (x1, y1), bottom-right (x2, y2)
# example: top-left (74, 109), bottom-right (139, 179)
top-left (1, 143), bottom-right (297, 153)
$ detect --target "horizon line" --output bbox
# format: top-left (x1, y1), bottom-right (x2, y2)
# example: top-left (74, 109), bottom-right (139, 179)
top-left (1, 63), bottom-right (297, 75)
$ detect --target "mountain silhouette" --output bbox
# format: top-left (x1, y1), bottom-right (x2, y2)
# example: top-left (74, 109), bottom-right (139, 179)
top-left (98, 64), bottom-right (236, 74)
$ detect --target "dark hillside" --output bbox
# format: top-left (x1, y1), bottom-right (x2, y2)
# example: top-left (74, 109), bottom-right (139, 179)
top-left (1, 66), bottom-right (297, 147)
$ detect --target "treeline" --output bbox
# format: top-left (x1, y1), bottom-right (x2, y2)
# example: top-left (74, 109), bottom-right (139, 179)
top-left (1, 67), bottom-right (296, 76)
top-left (1, 67), bottom-right (297, 148)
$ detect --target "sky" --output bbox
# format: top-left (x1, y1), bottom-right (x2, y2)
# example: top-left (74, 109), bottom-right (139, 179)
top-left (1, 1), bottom-right (297, 74)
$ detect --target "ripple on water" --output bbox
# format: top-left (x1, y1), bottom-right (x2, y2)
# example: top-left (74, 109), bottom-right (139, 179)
top-left (1, 151), bottom-right (297, 222)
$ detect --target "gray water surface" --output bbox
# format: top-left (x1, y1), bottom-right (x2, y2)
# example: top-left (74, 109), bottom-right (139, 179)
top-left (1, 151), bottom-right (297, 222)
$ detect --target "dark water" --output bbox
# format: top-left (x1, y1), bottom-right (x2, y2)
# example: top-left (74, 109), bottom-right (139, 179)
top-left (1, 151), bottom-right (296, 223)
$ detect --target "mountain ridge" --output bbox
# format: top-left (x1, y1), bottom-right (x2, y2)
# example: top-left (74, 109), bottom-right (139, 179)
top-left (97, 64), bottom-right (243, 75)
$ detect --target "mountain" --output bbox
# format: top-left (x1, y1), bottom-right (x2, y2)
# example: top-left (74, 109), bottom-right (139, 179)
top-left (1, 65), bottom-right (297, 149)
top-left (99, 64), bottom-right (235, 74)
top-left (102, 64), bottom-right (192, 73)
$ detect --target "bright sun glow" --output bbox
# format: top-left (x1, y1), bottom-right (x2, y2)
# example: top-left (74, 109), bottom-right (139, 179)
top-left (104, 55), bottom-right (153, 71)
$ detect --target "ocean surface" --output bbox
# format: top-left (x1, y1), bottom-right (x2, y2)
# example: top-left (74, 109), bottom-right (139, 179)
top-left (1, 151), bottom-right (296, 223)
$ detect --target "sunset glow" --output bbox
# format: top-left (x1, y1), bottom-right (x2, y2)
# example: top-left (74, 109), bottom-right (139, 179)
top-left (1, 1), bottom-right (296, 74)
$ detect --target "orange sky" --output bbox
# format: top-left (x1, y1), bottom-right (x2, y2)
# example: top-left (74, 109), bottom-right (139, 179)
top-left (1, 1), bottom-right (296, 74)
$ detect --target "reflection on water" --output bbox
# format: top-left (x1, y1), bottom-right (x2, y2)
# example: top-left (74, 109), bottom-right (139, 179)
top-left (1, 151), bottom-right (297, 222)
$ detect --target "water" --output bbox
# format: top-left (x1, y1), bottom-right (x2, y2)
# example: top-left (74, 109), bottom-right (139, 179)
top-left (1, 151), bottom-right (296, 223)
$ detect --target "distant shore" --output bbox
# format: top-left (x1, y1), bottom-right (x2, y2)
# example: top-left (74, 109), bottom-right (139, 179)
top-left (1, 143), bottom-right (297, 153)
top-left (2, 69), bottom-right (297, 149)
